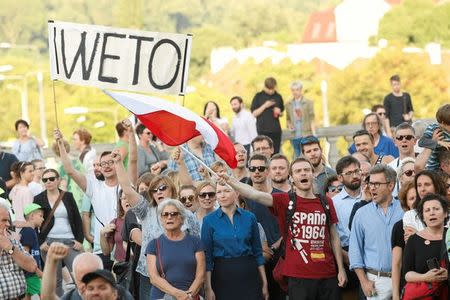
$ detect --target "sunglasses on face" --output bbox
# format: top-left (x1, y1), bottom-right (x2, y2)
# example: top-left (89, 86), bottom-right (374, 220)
top-left (403, 170), bottom-right (415, 177)
top-left (198, 192), bottom-right (216, 199)
top-left (180, 195), bottom-right (195, 203)
top-left (152, 184), bottom-right (168, 193)
top-left (42, 176), bottom-right (58, 183)
top-left (328, 185), bottom-right (343, 193)
top-left (161, 212), bottom-right (180, 218)
top-left (248, 166), bottom-right (267, 172)
top-left (100, 160), bottom-right (114, 168)
top-left (396, 135), bottom-right (415, 141)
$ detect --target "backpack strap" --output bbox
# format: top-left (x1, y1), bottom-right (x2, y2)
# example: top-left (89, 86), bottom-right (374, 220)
top-left (317, 193), bottom-right (331, 229)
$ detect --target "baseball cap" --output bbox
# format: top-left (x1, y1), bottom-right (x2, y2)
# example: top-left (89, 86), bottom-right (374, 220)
top-left (24, 203), bottom-right (42, 216)
top-left (81, 269), bottom-right (117, 288)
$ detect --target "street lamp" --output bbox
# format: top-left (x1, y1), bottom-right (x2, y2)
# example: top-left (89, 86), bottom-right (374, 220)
top-left (64, 106), bottom-right (120, 128)
top-left (2, 75), bottom-right (29, 122)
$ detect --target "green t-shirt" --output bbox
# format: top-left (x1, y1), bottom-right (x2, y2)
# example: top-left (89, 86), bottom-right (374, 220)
top-left (58, 159), bottom-right (85, 209)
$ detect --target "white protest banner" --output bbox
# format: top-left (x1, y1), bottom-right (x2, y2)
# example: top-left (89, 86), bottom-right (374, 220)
top-left (48, 20), bottom-right (192, 95)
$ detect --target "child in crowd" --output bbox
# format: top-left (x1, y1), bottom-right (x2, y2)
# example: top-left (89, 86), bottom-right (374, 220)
top-left (21, 203), bottom-right (44, 300)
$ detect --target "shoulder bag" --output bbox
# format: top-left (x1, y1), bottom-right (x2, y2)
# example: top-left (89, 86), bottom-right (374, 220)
top-left (41, 191), bottom-right (65, 232)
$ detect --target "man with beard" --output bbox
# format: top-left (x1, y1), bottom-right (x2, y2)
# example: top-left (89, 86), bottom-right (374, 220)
top-left (220, 157), bottom-right (347, 299)
top-left (349, 165), bottom-right (403, 299)
top-left (353, 130), bottom-right (394, 166)
top-left (301, 136), bottom-right (336, 195)
top-left (245, 154), bottom-right (284, 300)
top-left (269, 154), bottom-right (291, 192)
top-left (81, 156), bottom-right (105, 251)
top-left (233, 143), bottom-right (250, 181)
top-left (230, 96), bottom-right (258, 155)
top-left (332, 156), bottom-right (363, 297)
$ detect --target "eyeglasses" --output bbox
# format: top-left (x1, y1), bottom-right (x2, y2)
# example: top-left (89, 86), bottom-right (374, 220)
top-left (341, 169), bottom-right (362, 177)
top-left (368, 182), bottom-right (389, 188)
top-left (152, 184), bottom-right (168, 193)
top-left (180, 195), bottom-right (195, 203)
top-left (198, 192), bottom-right (216, 199)
top-left (395, 135), bottom-right (415, 141)
top-left (300, 135), bottom-right (319, 145)
top-left (99, 160), bottom-right (114, 168)
top-left (42, 176), bottom-right (58, 183)
top-left (328, 185), bottom-right (343, 193)
top-left (161, 212), bottom-right (180, 218)
top-left (402, 170), bottom-right (415, 177)
top-left (248, 166), bottom-right (267, 172)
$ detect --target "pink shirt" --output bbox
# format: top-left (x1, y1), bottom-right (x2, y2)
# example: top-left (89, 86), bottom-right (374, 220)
top-left (10, 184), bottom-right (34, 222)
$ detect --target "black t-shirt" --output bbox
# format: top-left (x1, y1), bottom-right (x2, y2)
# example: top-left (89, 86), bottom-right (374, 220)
top-left (402, 233), bottom-right (443, 278)
top-left (391, 220), bottom-right (405, 250)
top-left (250, 90), bottom-right (284, 133)
top-left (383, 92), bottom-right (413, 127)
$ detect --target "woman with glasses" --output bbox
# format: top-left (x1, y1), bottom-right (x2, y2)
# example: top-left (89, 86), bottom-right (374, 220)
top-left (402, 194), bottom-right (449, 300)
top-left (179, 185), bottom-right (198, 213)
top-left (323, 175), bottom-right (343, 199)
top-left (403, 170), bottom-right (448, 240)
top-left (33, 168), bottom-right (83, 296)
top-left (391, 181), bottom-right (416, 300)
top-left (146, 199), bottom-right (205, 300)
top-left (349, 113), bottom-right (399, 158)
top-left (135, 123), bottom-right (169, 177)
top-left (10, 161), bottom-right (35, 226)
top-left (194, 181), bottom-right (217, 229)
top-left (397, 158), bottom-right (415, 188)
top-left (202, 182), bottom-right (269, 300)
top-left (100, 189), bottom-right (131, 263)
top-left (112, 150), bottom-right (200, 300)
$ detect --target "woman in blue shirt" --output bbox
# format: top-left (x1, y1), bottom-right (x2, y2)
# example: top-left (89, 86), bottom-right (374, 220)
top-left (201, 182), bottom-right (268, 300)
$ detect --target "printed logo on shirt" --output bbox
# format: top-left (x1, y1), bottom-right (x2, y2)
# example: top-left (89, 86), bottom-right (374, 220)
top-left (290, 210), bottom-right (327, 264)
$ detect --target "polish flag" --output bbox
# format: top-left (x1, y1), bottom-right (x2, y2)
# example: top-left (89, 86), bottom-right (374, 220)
top-left (105, 90), bottom-right (237, 168)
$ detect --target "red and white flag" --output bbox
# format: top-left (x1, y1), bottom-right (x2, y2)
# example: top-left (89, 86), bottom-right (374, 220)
top-left (105, 91), bottom-right (237, 168)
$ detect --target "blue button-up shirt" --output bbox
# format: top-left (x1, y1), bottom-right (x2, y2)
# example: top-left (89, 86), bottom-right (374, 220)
top-left (167, 143), bottom-right (216, 181)
top-left (201, 207), bottom-right (264, 271)
top-left (349, 199), bottom-right (404, 272)
top-left (332, 188), bottom-right (362, 248)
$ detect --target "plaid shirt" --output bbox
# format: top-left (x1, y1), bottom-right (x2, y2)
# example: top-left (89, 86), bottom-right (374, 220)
top-left (167, 143), bottom-right (216, 181)
top-left (420, 123), bottom-right (450, 170)
top-left (0, 237), bottom-right (26, 299)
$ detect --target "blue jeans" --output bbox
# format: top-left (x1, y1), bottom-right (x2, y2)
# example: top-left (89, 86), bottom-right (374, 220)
top-left (291, 138), bottom-right (303, 159)
top-left (139, 274), bottom-right (152, 300)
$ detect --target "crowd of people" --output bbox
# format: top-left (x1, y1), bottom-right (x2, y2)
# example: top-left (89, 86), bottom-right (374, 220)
top-left (0, 74), bottom-right (449, 300)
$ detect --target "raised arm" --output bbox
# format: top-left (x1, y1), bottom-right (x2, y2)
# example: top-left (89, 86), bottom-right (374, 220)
top-left (53, 129), bottom-right (87, 192)
top-left (41, 242), bottom-right (69, 300)
top-left (222, 174), bottom-right (273, 207)
top-left (173, 147), bottom-right (193, 186)
top-left (123, 120), bottom-right (138, 186)
top-left (111, 149), bottom-right (140, 206)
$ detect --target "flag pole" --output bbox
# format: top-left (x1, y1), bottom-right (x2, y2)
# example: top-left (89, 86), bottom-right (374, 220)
top-left (52, 80), bottom-right (59, 128)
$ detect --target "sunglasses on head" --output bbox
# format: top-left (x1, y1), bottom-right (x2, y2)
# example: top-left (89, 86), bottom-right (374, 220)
top-left (300, 135), bottom-right (319, 145)
top-left (42, 176), bottom-right (58, 183)
top-left (328, 185), bottom-right (343, 193)
top-left (180, 195), bottom-right (195, 203)
top-left (248, 166), bottom-right (267, 172)
top-left (161, 212), bottom-right (180, 218)
top-left (198, 192), bottom-right (216, 199)
top-left (152, 184), bottom-right (168, 193)
top-left (396, 135), bottom-right (415, 141)
top-left (403, 170), bottom-right (414, 177)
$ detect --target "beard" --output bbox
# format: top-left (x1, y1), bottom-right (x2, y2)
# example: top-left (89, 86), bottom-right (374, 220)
top-left (272, 176), bottom-right (288, 184)
top-left (95, 172), bottom-right (105, 181)
top-left (344, 180), bottom-right (361, 191)
top-left (232, 107), bottom-right (241, 113)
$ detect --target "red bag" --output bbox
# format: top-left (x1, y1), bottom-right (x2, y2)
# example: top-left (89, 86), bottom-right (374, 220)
top-left (402, 281), bottom-right (446, 300)
top-left (272, 256), bottom-right (288, 292)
